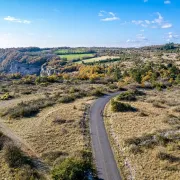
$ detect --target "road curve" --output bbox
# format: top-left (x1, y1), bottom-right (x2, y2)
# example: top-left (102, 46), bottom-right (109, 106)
top-left (90, 92), bottom-right (121, 180)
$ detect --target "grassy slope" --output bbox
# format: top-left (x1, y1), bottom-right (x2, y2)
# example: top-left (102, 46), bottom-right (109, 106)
top-left (78, 56), bottom-right (120, 64)
top-left (104, 87), bottom-right (180, 179)
top-left (59, 53), bottom-right (95, 60)
top-left (0, 82), bottom-right (105, 179)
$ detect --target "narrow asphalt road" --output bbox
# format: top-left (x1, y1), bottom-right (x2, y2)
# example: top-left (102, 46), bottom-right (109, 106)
top-left (90, 92), bottom-right (121, 180)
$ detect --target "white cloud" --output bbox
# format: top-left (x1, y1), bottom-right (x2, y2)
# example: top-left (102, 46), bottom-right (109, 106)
top-left (4, 16), bottom-right (31, 24)
top-left (102, 16), bottom-right (119, 21)
top-left (164, 1), bottom-right (171, 4)
top-left (109, 12), bottom-right (115, 16)
top-left (99, 11), bottom-right (120, 21)
top-left (132, 12), bottom-right (172, 29)
top-left (98, 10), bottom-right (105, 17)
top-left (161, 23), bottom-right (172, 28)
top-left (126, 33), bottom-right (148, 46)
top-left (164, 32), bottom-right (179, 42)
top-left (154, 12), bottom-right (163, 24)
top-left (126, 39), bottom-right (139, 43)
top-left (136, 34), bottom-right (148, 41)
top-left (167, 32), bottom-right (179, 39)
top-left (145, 20), bottom-right (151, 24)
top-left (132, 20), bottom-right (144, 25)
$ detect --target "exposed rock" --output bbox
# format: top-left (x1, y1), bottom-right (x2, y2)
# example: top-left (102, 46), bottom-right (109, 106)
top-left (0, 48), bottom-right (59, 75)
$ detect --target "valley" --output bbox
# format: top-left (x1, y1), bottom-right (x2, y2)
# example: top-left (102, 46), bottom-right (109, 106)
top-left (0, 43), bottom-right (179, 179)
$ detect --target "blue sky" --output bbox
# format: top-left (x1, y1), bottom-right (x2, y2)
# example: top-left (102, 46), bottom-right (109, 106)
top-left (0, 0), bottom-right (179, 48)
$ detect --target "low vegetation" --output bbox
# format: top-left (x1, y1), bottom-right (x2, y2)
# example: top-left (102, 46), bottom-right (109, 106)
top-left (52, 157), bottom-right (93, 180)
top-left (0, 44), bottom-right (180, 179)
top-left (111, 99), bottom-right (135, 112)
top-left (4, 143), bottom-right (33, 168)
top-left (59, 53), bottom-right (96, 61)
top-left (0, 93), bottom-right (14, 100)
top-left (2, 98), bottom-right (55, 119)
top-left (105, 87), bottom-right (180, 179)
top-left (117, 91), bottom-right (136, 101)
top-left (0, 131), bottom-right (41, 179)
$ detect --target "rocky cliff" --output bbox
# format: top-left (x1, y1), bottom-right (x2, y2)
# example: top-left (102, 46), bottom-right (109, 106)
top-left (0, 48), bottom-right (59, 75)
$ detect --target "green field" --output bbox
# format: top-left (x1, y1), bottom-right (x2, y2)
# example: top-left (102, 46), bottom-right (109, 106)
top-left (55, 48), bottom-right (95, 55)
top-left (78, 56), bottom-right (120, 64)
top-left (59, 53), bottom-right (95, 61)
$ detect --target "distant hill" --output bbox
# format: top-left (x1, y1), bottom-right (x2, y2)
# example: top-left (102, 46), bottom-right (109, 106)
top-left (0, 44), bottom-right (179, 76)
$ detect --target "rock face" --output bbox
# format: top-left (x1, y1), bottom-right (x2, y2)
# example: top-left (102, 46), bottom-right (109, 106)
top-left (40, 64), bottom-right (60, 76)
top-left (0, 48), bottom-right (59, 75)
top-left (8, 61), bottom-right (41, 75)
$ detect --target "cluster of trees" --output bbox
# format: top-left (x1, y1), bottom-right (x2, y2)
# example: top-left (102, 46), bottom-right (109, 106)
top-left (126, 62), bottom-right (180, 89)
top-left (161, 43), bottom-right (175, 51)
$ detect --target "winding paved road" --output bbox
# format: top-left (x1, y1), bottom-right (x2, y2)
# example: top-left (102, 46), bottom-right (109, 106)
top-left (90, 92), bottom-right (121, 180)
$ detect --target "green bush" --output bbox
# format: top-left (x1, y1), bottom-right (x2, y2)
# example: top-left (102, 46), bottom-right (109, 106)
top-left (42, 151), bottom-right (68, 166)
top-left (111, 99), bottom-right (135, 112)
top-left (0, 93), bottom-right (13, 100)
top-left (69, 87), bottom-right (80, 93)
top-left (4, 143), bottom-right (33, 168)
top-left (15, 165), bottom-right (43, 180)
top-left (108, 84), bottom-right (118, 90)
top-left (175, 74), bottom-right (180, 84)
top-left (2, 98), bottom-right (55, 119)
top-left (0, 132), bottom-right (6, 150)
top-left (52, 158), bottom-right (92, 180)
top-left (91, 88), bottom-right (104, 97)
top-left (117, 91), bottom-right (136, 101)
top-left (58, 95), bottom-right (75, 103)
top-left (0, 131), bottom-right (11, 150)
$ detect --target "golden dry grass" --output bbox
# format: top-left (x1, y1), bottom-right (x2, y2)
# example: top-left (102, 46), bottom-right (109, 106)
top-left (0, 153), bottom-right (15, 180)
top-left (0, 82), bottom-right (100, 179)
top-left (105, 87), bottom-right (180, 180)
top-left (6, 98), bottom-right (90, 154)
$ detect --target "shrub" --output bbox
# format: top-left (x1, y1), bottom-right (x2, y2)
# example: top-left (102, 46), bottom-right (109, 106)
top-left (42, 151), bottom-right (68, 166)
top-left (58, 95), bottom-right (75, 103)
top-left (117, 91), bottom-right (136, 101)
top-left (0, 131), bottom-right (12, 151)
top-left (15, 165), bottom-right (43, 180)
top-left (0, 93), bottom-right (13, 100)
top-left (152, 102), bottom-right (164, 108)
top-left (108, 84), bottom-right (118, 90)
top-left (2, 98), bottom-right (55, 119)
top-left (125, 134), bottom-right (156, 153)
top-left (0, 131), bottom-right (4, 149)
top-left (69, 87), bottom-right (80, 93)
top-left (173, 106), bottom-right (180, 112)
top-left (52, 158), bottom-right (92, 180)
top-left (111, 99), bottom-right (136, 112)
top-left (157, 152), bottom-right (180, 163)
top-left (4, 143), bottom-right (33, 168)
top-left (155, 134), bottom-right (170, 146)
top-left (175, 74), bottom-right (180, 84)
top-left (91, 89), bottom-right (104, 97)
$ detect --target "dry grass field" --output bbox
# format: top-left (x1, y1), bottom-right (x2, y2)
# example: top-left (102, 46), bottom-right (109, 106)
top-left (0, 82), bottom-right (106, 179)
top-left (77, 56), bottom-right (120, 64)
top-left (105, 86), bottom-right (180, 180)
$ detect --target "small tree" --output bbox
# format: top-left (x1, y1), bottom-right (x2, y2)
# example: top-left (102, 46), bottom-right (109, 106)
top-left (52, 158), bottom-right (91, 180)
